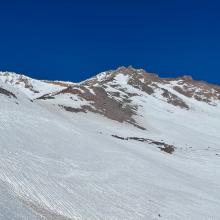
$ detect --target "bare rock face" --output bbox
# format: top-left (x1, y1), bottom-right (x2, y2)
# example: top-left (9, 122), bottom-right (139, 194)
top-left (37, 66), bottom-right (220, 130)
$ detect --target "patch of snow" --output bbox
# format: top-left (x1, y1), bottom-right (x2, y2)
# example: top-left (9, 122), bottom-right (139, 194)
top-left (113, 73), bottom-right (129, 85)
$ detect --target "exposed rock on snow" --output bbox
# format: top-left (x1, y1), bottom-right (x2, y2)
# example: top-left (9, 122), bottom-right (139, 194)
top-left (0, 86), bottom-right (17, 99)
top-left (111, 134), bottom-right (176, 154)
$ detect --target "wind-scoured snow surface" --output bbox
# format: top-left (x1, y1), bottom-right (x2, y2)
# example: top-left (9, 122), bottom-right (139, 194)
top-left (0, 71), bottom-right (65, 99)
top-left (0, 68), bottom-right (220, 220)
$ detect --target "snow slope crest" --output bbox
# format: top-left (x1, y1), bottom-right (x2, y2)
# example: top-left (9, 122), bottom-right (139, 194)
top-left (0, 71), bottom-right (66, 99)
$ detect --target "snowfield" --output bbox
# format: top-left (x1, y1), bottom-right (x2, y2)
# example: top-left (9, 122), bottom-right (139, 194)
top-left (0, 68), bottom-right (220, 220)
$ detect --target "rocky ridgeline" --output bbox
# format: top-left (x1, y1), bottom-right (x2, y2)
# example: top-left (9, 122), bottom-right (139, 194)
top-left (36, 66), bottom-right (220, 130)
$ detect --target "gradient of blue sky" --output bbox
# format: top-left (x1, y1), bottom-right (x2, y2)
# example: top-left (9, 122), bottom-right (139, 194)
top-left (0, 0), bottom-right (220, 84)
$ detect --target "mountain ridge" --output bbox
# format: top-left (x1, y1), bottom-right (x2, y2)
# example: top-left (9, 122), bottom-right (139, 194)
top-left (1, 66), bottom-right (220, 88)
top-left (1, 66), bottom-right (220, 130)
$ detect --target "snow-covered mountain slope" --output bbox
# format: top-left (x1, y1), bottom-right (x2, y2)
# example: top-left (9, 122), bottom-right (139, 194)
top-left (0, 71), bottom-right (67, 99)
top-left (0, 67), bottom-right (220, 220)
top-left (38, 66), bottom-right (220, 130)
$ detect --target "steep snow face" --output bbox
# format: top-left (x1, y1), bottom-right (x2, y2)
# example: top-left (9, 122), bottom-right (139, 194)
top-left (0, 71), bottom-right (66, 99)
top-left (0, 67), bottom-right (220, 220)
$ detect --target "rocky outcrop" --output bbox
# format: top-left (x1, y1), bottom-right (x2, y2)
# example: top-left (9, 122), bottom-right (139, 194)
top-left (111, 135), bottom-right (175, 154)
top-left (0, 87), bottom-right (17, 98)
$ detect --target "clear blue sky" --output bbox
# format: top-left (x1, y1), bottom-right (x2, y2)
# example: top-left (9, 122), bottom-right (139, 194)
top-left (0, 0), bottom-right (220, 84)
